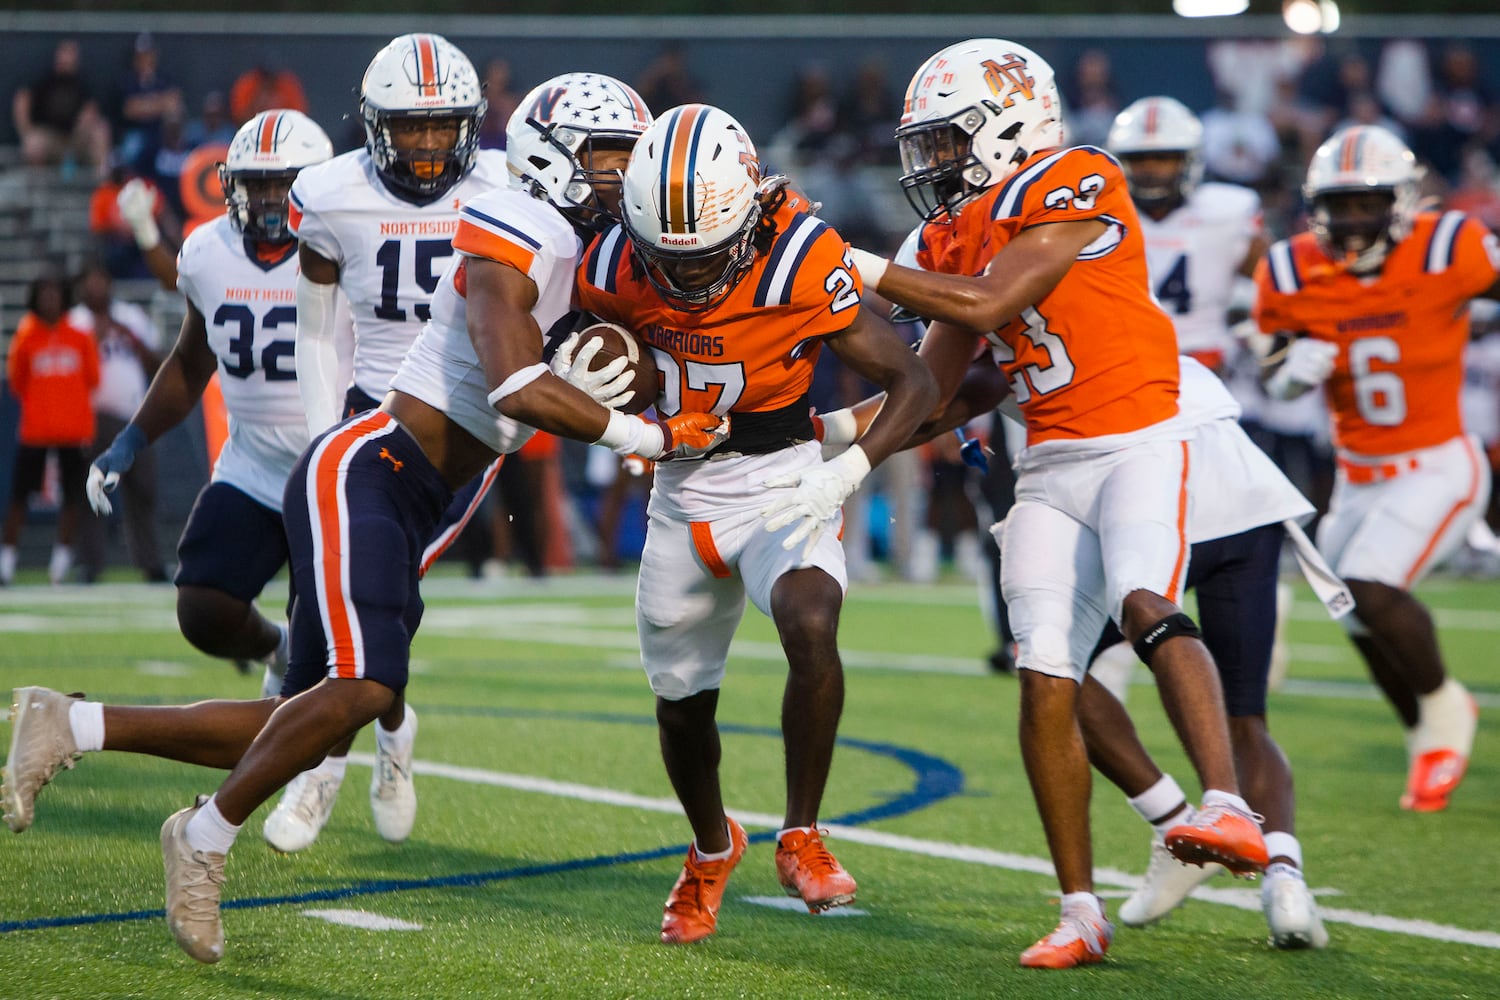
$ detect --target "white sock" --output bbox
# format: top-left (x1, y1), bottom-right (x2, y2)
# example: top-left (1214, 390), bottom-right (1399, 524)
top-left (694, 822), bottom-right (736, 861)
top-left (185, 795), bottom-right (241, 855)
top-left (0, 545), bottom-right (16, 583)
top-left (1413, 678), bottom-right (1476, 755)
top-left (375, 712), bottom-right (415, 755)
top-left (776, 825), bottom-right (816, 842)
top-left (1202, 789), bottom-right (1253, 815)
top-left (1127, 774), bottom-right (1190, 835)
top-left (1060, 891), bottom-right (1104, 919)
top-left (264, 622), bottom-right (289, 669)
top-left (1263, 831), bottom-right (1303, 870)
top-left (309, 755), bottom-right (348, 783)
top-left (48, 544), bottom-right (72, 584)
top-left (68, 701), bottom-right (105, 753)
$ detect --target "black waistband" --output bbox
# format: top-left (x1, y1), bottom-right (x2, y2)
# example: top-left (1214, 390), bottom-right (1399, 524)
top-left (711, 394), bottom-right (814, 457)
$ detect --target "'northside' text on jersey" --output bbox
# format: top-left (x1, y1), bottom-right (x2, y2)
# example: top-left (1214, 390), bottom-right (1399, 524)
top-left (637, 324), bottom-right (725, 358)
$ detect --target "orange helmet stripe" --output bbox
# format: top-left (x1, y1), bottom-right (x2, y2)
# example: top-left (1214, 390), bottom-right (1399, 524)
top-left (1339, 129), bottom-right (1364, 173)
top-left (415, 35), bottom-right (439, 97)
top-left (660, 105), bottom-right (707, 235)
top-left (1144, 99), bottom-right (1159, 136)
top-left (257, 112), bottom-right (281, 154)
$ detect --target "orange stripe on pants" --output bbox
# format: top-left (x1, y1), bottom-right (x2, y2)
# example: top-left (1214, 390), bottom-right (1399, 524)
top-left (690, 521), bottom-right (731, 578)
top-left (1166, 440), bottom-right (1191, 603)
top-left (1404, 438), bottom-right (1482, 588)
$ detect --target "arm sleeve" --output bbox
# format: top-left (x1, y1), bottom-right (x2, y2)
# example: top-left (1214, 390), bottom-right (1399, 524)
top-left (296, 273), bottom-right (344, 437)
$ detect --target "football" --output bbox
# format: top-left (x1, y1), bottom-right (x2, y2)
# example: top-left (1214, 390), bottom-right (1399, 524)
top-left (575, 321), bottom-right (658, 415)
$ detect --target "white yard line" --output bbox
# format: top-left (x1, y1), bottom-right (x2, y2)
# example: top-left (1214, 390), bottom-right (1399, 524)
top-left (351, 754), bottom-right (1500, 951)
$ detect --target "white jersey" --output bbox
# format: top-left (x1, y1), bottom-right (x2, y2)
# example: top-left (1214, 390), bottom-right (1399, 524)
top-left (391, 187), bottom-right (579, 455)
top-left (1140, 182), bottom-right (1261, 361)
top-left (176, 216), bottom-right (307, 511)
top-left (289, 148), bottom-right (508, 401)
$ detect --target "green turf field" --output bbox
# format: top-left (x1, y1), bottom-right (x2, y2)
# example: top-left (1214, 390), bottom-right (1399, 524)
top-left (2, 571), bottom-right (1497, 998)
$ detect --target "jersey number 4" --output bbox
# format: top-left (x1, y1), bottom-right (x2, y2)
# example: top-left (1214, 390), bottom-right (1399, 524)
top-left (1155, 254), bottom-right (1192, 315)
top-left (216, 303), bottom-right (296, 381)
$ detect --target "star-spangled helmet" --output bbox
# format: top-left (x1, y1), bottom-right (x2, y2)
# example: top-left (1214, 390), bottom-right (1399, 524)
top-left (505, 72), bottom-right (653, 235)
top-left (619, 104), bottom-right (764, 312)
top-left (1107, 96), bottom-right (1204, 212)
top-left (359, 33), bottom-right (486, 202)
top-left (1304, 124), bottom-right (1421, 273)
top-left (896, 38), bottom-right (1064, 222)
top-left (220, 109), bottom-right (333, 243)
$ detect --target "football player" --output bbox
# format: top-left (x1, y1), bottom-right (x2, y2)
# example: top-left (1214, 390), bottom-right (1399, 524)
top-left (1256, 124), bottom-right (1500, 812)
top-left (266, 33), bottom-right (506, 854)
top-left (1, 73), bottom-right (725, 965)
top-left (564, 103), bottom-right (937, 945)
top-left (843, 38), bottom-right (1269, 968)
top-left (83, 110), bottom-right (332, 690)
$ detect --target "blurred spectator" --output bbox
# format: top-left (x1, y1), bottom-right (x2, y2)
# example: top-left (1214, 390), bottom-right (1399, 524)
top-left (1200, 88), bottom-right (1283, 190)
top-left (149, 108), bottom-right (194, 218)
top-left (68, 261), bottom-right (166, 583)
top-left (1376, 39), bottom-right (1434, 130)
top-left (634, 41), bottom-right (703, 111)
top-left (228, 61), bottom-right (309, 125)
top-left (1, 273), bottom-right (100, 586)
top-left (117, 32), bottom-right (184, 172)
top-left (1445, 148), bottom-right (1500, 233)
top-left (11, 38), bottom-right (111, 178)
top-left (1207, 37), bottom-right (1319, 117)
top-left (477, 58), bottom-right (523, 150)
top-left (838, 56), bottom-right (899, 167)
top-left (1064, 49), bottom-right (1120, 149)
top-left (89, 160), bottom-right (178, 280)
top-left (1411, 43), bottom-right (1500, 186)
top-left (773, 63), bottom-right (845, 160)
top-left (184, 90), bottom-right (236, 148)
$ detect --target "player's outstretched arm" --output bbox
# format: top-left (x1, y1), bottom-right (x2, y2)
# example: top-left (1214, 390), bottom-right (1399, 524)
top-left (295, 245), bottom-right (344, 437)
top-left (852, 219), bottom-right (1107, 335)
top-left (88, 303), bottom-right (217, 514)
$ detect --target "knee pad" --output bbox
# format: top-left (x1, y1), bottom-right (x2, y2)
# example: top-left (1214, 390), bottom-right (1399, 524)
top-left (1132, 612), bottom-right (1202, 667)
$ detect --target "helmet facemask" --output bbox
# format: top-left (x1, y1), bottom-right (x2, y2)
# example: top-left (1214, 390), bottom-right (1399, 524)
top-left (1309, 189), bottom-right (1407, 275)
top-left (219, 168), bottom-right (298, 244)
top-left (897, 108), bottom-right (997, 222)
top-left (627, 199), bottom-right (762, 312)
top-left (1118, 151), bottom-right (1196, 214)
top-left (363, 106), bottom-right (485, 202)
top-left (515, 122), bottom-right (636, 235)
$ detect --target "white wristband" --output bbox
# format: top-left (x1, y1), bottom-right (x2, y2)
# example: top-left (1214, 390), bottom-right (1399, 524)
top-left (594, 409), bottom-right (666, 458)
top-left (817, 407), bottom-right (859, 447)
top-left (486, 362), bottom-right (549, 409)
top-left (849, 248), bottom-right (890, 292)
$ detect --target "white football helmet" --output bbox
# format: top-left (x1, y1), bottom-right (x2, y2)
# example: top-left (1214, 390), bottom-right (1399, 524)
top-left (620, 104), bottom-right (764, 311)
top-left (219, 109), bottom-right (333, 243)
top-left (506, 72), bottom-right (653, 234)
top-left (359, 33), bottom-right (486, 201)
top-left (1304, 124), bottom-right (1421, 273)
top-left (896, 38), bottom-right (1064, 221)
top-left (1107, 96), bottom-right (1204, 211)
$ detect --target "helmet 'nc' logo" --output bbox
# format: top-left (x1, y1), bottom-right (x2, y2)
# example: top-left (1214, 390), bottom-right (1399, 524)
top-left (732, 130), bottom-right (760, 183)
top-left (982, 56), bottom-right (1035, 109)
top-left (529, 87), bottom-right (566, 124)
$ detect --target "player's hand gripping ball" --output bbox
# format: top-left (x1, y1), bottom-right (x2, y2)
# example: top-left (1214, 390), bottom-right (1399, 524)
top-left (556, 322), bottom-right (659, 415)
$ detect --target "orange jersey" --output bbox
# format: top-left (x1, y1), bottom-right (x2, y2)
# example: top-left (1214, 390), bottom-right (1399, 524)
top-left (5, 313), bottom-right (100, 446)
top-left (916, 146), bottom-right (1180, 445)
top-left (1255, 211), bottom-right (1500, 456)
top-left (577, 197), bottom-right (859, 437)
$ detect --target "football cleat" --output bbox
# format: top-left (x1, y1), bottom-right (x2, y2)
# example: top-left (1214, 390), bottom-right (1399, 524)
top-left (3, 686), bottom-right (82, 833)
top-left (660, 817), bottom-right (748, 945)
top-left (1262, 864), bottom-right (1329, 950)
top-left (775, 827), bottom-right (858, 913)
top-left (1165, 801), bottom-right (1267, 877)
top-left (1402, 685), bottom-right (1477, 812)
top-left (370, 708), bottom-right (417, 842)
top-left (1118, 834), bottom-right (1222, 927)
top-left (161, 795), bottom-right (226, 964)
top-left (1020, 898), bottom-right (1114, 969)
top-left (263, 770), bottom-right (343, 853)
top-left (1401, 749), bottom-right (1470, 812)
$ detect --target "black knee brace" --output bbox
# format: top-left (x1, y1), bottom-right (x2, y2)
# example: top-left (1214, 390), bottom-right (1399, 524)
top-left (1132, 612), bottom-right (1202, 667)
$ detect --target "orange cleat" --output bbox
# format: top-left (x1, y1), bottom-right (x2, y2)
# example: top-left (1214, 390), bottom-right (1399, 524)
top-left (1164, 802), bottom-right (1268, 877)
top-left (1401, 748), bottom-right (1470, 812)
top-left (775, 827), bottom-right (858, 913)
top-left (1020, 899), bottom-right (1114, 969)
top-left (660, 817), bottom-right (748, 945)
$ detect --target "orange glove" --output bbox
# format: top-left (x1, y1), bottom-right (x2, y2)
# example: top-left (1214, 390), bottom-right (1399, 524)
top-left (658, 412), bottom-right (730, 460)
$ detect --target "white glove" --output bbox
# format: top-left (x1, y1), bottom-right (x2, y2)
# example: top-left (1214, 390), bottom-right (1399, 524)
top-left (848, 248), bottom-right (889, 292)
top-left (551, 332), bottom-right (636, 410)
top-left (1266, 337), bottom-right (1338, 400)
top-left (760, 445), bottom-right (872, 561)
top-left (116, 178), bottom-right (160, 250)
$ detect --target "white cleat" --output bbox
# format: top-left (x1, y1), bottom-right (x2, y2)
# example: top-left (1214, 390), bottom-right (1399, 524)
top-left (1262, 864), bottom-right (1329, 950)
top-left (3, 686), bottom-right (82, 833)
top-left (161, 795), bottom-right (226, 964)
top-left (370, 709), bottom-right (417, 843)
top-left (257, 624), bottom-right (290, 700)
top-left (263, 770), bottom-right (343, 853)
top-left (1119, 835), bottom-right (1223, 927)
